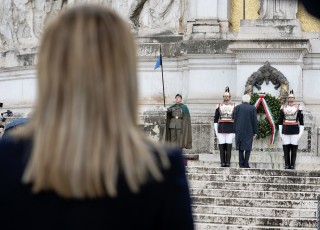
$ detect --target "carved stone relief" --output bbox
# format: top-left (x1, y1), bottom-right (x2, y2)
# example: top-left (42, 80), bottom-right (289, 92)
top-left (244, 61), bottom-right (289, 104)
top-left (66, 0), bottom-right (112, 6)
top-left (0, 0), bottom-right (65, 50)
top-left (0, 0), bottom-right (187, 51)
top-left (259, 0), bottom-right (298, 20)
top-left (129, 0), bottom-right (186, 35)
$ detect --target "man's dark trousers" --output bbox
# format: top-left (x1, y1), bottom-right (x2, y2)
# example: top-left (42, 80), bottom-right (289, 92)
top-left (239, 150), bottom-right (251, 168)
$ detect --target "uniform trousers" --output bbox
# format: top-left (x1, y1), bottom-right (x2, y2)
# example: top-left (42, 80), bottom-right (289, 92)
top-left (281, 134), bottom-right (299, 145)
top-left (217, 133), bottom-right (234, 144)
top-left (170, 128), bottom-right (182, 146)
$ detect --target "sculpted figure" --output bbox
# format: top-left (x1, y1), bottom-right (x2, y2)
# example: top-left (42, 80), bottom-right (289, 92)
top-left (129, 0), bottom-right (185, 35)
top-left (0, 0), bottom-right (64, 49)
top-left (259, 0), bottom-right (298, 19)
top-left (0, 0), bottom-right (13, 47)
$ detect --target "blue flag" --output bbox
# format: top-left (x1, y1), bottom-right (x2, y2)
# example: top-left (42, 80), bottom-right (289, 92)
top-left (154, 54), bottom-right (162, 70)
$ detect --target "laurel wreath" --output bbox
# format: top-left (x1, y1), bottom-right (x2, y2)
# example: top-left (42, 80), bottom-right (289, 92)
top-left (250, 93), bottom-right (281, 139)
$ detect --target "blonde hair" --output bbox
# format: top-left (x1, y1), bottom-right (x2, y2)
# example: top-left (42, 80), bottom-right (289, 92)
top-left (21, 5), bottom-right (169, 198)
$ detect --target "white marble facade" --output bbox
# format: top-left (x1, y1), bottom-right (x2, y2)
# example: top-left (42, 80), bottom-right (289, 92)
top-left (0, 0), bottom-right (319, 155)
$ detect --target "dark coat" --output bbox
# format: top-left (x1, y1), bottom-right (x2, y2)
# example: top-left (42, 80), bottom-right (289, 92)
top-left (165, 103), bottom-right (192, 149)
top-left (234, 102), bottom-right (258, 151)
top-left (0, 137), bottom-right (194, 230)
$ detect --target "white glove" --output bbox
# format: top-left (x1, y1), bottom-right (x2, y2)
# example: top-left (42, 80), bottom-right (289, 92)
top-left (162, 107), bottom-right (167, 111)
top-left (278, 125), bottom-right (283, 139)
top-left (298, 125), bottom-right (304, 139)
top-left (232, 133), bottom-right (235, 139)
top-left (214, 123), bottom-right (218, 135)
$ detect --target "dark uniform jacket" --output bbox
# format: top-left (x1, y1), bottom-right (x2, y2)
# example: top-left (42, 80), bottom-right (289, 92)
top-left (214, 103), bottom-right (235, 134)
top-left (0, 136), bottom-right (194, 230)
top-left (279, 104), bottom-right (304, 135)
top-left (234, 102), bottom-right (258, 151)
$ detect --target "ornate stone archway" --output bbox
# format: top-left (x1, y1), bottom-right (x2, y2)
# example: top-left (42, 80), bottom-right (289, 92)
top-left (244, 61), bottom-right (289, 104)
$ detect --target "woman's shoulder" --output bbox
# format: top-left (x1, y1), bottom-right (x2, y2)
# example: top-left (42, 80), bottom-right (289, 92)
top-left (0, 135), bottom-right (31, 153)
top-left (164, 147), bottom-right (184, 165)
top-left (149, 146), bottom-right (185, 175)
top-left (0, 136), bottom-right (32, 173)
top-left (160, 147), bottom-right (186, 179)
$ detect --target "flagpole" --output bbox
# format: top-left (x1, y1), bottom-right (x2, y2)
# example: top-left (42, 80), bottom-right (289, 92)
top-left (160, 45), bottom-right (166, 107)
top-left (243, 0), bottom-right (246, 19)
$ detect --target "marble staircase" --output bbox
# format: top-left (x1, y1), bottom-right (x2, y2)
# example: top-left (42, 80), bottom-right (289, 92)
top-left (186, 153), bottom-right (320, 170)
top-left (186, 164), bottom-right (320, 229)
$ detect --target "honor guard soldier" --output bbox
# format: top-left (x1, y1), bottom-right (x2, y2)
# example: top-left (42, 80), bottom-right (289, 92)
top-left (279, 90), bottom-right (304, 169)
top-left (214, 87), bottom-right (235, 167)
top-left (164, 94), bottom-right (192, 149)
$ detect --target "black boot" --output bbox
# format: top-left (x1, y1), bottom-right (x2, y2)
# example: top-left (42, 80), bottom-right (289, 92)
top-left (290, 145), bottom-right (298, 169)
top-left (219, 144), bottom-right (226, 167)
top-left (225, 144), bottom-right (232, 167)
top-left (283, 145), bottom-right (290, 169)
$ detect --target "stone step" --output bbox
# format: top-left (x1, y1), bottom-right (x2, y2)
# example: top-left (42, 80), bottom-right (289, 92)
top-left (186, 160), bottom-right (320, 170)
top-left (187, 161), bottom-right (289, 169)
top-left (196, 155), bottom-right (309, 163)
top-left (189, 180), bottom-right (320, 192)
top-left (190, 188), bottom-right (320, 200)
top-left (195, 222), bottom-right (317, 230)
top-left (192, 205), bottom-right (316, 218)
top-left (186, 166), bottom-right (320, 177)
top-left (186, 166), bottom-right (319, 228)
top-left (185, 153), bottom-right (320, 170)
top-left (191, 196), bottom-right (318, 209)
top-left (196, 152), bottom-right (318, 161)
top-left (187, 173), bottom-right (320, 184)
top-left (193, 214), bottom-right (317, 228)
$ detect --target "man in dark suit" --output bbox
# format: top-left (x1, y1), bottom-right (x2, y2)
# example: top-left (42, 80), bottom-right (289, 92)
top-left (234, 94), bottom-right (258, 168)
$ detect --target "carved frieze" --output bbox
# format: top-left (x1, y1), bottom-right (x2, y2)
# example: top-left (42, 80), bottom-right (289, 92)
top-left (236, 50), bottom-right (302, 62)
top-left (229, 40), bottom-right (310, 64)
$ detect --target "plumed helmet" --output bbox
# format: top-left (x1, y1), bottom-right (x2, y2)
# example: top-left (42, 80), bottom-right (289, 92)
top-left (288, 89), bottom-right (295, 98)
top-left (223, 86), bottom-right (231, 97)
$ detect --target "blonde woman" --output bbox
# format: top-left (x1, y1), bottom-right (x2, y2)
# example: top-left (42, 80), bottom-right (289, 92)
top-left (0, 5), bottom-right (193, 230)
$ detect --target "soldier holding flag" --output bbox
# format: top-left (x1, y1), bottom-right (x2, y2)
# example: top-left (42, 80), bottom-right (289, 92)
top-left (155, 47), bottom-right (192, 149)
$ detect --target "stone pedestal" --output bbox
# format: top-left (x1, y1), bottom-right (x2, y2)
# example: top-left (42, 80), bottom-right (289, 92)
top-left (186, 0), bottom-right (231, 39)
top-left (238, 19), bottom-right (302, 39)
top-left (187, 19), bottom-right (222, 40)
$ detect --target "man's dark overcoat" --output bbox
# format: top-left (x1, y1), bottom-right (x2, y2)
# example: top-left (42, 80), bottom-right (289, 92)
top-left (234, 102), bottom-right (258, 151)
